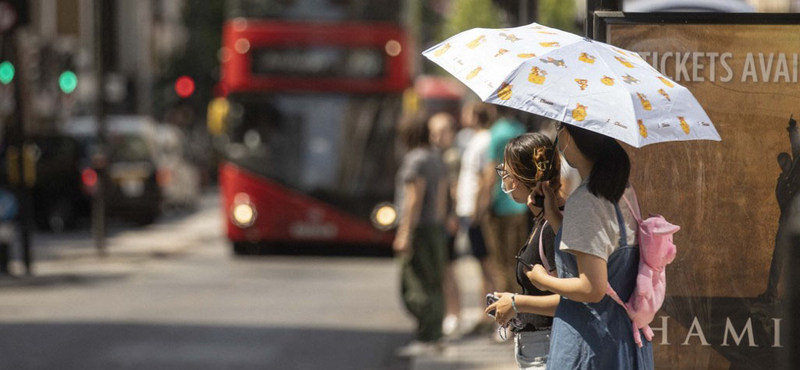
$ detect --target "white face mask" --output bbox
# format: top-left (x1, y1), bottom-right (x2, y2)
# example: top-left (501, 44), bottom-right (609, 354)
top-left (500, 174), bottom-right (516, 194)
top-left (557, 130), bottom-right (575, 168)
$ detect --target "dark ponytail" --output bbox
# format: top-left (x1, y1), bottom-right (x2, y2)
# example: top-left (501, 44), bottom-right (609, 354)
top-left (564, 125), bottom-right (630, 203)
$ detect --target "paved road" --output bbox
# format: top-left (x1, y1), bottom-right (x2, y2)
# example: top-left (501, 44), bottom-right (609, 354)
top-left (0, 193), bottom-right (414, 370)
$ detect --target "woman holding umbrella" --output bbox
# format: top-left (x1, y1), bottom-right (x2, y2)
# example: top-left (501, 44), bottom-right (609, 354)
top-left (489, 123), bottom-right (653, 369)
top-left (426, 22), bottom-right (720, 370)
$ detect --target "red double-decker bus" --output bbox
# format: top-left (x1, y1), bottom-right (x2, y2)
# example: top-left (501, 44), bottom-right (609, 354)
top-left (218, 0), bottom-right (410, 254)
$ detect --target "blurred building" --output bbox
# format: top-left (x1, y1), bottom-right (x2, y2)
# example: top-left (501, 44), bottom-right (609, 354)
top-left (17, 0), bottom-right (187, 133)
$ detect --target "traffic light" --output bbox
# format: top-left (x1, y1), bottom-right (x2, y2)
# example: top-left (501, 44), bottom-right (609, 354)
top-left (58, 70), bottom-right (77, 94)
top-left (174, 76), bottom-right (195, 98)
top-left (0, 61), bottom-right (13, 84)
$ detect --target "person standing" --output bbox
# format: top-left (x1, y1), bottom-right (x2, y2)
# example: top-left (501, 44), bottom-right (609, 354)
top-left (394, 113), bottom-right (449, 356)
top-left (487, 133), bottom-right (563, 369)
top-left (454, 103), bottom-right (498, 333)
top-left (522, 123), bottom-right (654, 369)
top-left (478, 107), bottom-right (529, 294)
top-left (427, 112), bottom-right (462, 337)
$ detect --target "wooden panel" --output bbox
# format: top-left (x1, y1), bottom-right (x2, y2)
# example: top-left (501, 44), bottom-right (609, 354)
top-left (609, 24), bottom-right (796, 369)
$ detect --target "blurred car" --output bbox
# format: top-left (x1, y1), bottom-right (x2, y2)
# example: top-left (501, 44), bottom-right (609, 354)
top-left (65, 115), bottom-right (163, 225)
top-left (155, 124), bottom-right (201, 212)
top-left (27, 134), bottom-right (92, 232)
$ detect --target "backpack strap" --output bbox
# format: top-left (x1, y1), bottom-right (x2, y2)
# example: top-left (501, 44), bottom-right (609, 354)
top-left (607, 198), bottom-right (630, 308)
top-left (538, 220), bottom-right (555, 275)
top-left (621, 187), bottom-right (642, 225)
top-left (614, 202), bottom-right (627, 248)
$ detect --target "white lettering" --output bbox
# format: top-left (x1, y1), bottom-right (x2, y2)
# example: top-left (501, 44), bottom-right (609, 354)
top-left (720, 53), bottom-right (734, 82)
top-left (758, 53), bottom-right (774, 82)
top-left (774, 53), bottom-right (790, 82)
top-left (773, 318), bottom-right (783, 348)
top-left (742, 53), bottom-right (758, 82)
top-left (675, 52), bottom-right (691, 82)
top-left (722, 318), bottom-right (758, 347)
top-left (692, 52), bottom-right (705, 82)
top-left (650, 316), bottom-right (670, 345)
top-left (793, 53), bottom-right (798, 83)
top-left (682, 317), bottom-right (710, 346)
top-left (707, 52), bottom-right (719, 82)
top-left (660, 52), bottom-right (674, 78)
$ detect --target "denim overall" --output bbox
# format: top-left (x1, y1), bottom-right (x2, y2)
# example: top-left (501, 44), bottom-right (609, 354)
top-left (547, 202), bottom-right (654, 370)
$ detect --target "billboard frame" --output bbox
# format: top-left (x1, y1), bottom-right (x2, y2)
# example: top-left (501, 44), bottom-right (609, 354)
top-left (594, 12), bottom-right (800, 43)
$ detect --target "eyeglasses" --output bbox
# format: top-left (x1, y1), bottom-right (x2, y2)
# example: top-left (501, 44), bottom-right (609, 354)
top-left (497, 163), bottom-right (517, 194)
top-left (495, 163), bottom-right (506, 178)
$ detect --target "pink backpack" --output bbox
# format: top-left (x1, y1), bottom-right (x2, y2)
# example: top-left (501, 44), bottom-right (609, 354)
top-left (606, 190), bottom-right (680, 348)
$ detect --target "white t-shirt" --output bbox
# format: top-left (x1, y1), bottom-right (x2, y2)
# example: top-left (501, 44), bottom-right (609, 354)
top-left (559, 181), bottom-right (639, 261)
top-left (455, 130), bottom-right (491, 217)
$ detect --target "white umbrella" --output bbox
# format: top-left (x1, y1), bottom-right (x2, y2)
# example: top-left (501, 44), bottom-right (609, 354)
top-left (423, 22), bottom-right (721, 148)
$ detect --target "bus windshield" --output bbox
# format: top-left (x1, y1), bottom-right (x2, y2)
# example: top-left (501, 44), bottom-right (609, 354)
top-left (226, 0), bottom-right (403, 23)
top-left (224, 93), bottom-right (400, 217)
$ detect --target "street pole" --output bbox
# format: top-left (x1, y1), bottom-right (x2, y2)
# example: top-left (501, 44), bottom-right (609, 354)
top-left (13, 33), bottom-right (31, 274)
top-left (92, 0), bottom-right (107, 254)
top-left (2, 1), bottom-right (33, 275)
top-left (518, 0), bottom-right (538, 26)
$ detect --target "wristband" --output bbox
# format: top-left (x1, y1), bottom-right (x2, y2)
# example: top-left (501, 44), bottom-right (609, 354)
top-left (511, 294), bottom-right (519, 314)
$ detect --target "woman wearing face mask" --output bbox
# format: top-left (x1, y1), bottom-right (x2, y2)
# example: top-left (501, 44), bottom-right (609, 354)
top-left (524, 123), bottom-right (653, 370)
top-left (484, 133), bottom-right (563, 369)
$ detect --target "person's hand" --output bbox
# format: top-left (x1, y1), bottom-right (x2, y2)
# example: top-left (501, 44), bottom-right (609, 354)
top-left (484, 292), bottom-right (517, 327)
top-left (526, 264), bottom-right (550, 291)
top-left (532, 181), bottom-right (562, 225)
top-left (446, 215), bottom-right (459, 234)
top-left (393, 232), bottom-right (411, 256)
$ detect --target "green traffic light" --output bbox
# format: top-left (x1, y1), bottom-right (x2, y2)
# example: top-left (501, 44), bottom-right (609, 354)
top-left (59, 71), bottom-right (78, 94)
top-left (0, 61), bottom-right (14, 85)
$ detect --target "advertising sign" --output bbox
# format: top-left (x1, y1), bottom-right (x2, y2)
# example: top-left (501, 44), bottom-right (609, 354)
top-left (604, 17), bottom-right (800, 369)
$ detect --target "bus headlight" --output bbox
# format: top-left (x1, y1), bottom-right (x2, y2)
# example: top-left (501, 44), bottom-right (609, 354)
top-left (371, 203), bottom-right (397, 230)
top-left (231, 193), bottom-right (257, 228)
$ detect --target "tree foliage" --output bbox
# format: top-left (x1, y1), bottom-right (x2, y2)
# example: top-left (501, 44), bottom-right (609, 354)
top-left (538, 0), bottom-right (579, 34)
top-left (440, 0), bottom-right (503, 40)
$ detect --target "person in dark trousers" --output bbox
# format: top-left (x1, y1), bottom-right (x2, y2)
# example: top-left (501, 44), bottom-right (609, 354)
top-left (394, 113), bottom-right (448, 357)
top-left (428, 112), bottom-right (463, 337)
top-left (487, 133), bottom-right (563, 369)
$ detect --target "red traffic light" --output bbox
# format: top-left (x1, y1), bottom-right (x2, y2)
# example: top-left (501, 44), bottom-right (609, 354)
top-left (175, 76), bottom-right (195, 98)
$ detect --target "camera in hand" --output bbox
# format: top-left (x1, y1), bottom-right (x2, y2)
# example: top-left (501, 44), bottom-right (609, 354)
top-left (486, 293), bottom-right (500, 317)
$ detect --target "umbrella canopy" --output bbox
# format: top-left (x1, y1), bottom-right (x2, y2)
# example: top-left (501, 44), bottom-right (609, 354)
top-left (422, 23), bottom-right (721, 148)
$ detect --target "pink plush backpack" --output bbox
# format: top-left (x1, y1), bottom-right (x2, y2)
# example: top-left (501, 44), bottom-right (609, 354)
top-left (606, 190), bottom-right (680, 348)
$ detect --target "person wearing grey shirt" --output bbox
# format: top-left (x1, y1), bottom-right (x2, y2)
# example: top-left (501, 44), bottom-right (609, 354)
top-left (394, 113), bottom-right (448, 357)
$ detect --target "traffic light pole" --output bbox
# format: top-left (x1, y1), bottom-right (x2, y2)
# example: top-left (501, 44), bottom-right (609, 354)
top-left (12, 33), bottom-right (32, 274)
top-left (2, 24), bottom-right (32, 275)
top-left (92, 0), bottom-right (107, 254)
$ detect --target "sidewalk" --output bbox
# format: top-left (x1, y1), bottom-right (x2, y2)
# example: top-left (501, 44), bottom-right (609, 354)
top-left (408, 256), bottom-right (519, 370)
top-left (411, 334), bottom-right (516, 370)
top-left (0, 193), bottom-right (222, 280)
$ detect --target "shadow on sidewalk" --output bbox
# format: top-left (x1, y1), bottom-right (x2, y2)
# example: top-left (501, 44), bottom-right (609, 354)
top-left (0, 322), bottom-right (412, 370)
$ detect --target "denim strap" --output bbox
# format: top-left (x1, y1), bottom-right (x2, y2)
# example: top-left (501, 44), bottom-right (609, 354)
top-left (614, 202), bottom-right (627, 247)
